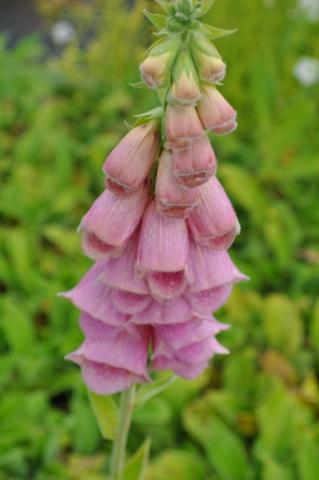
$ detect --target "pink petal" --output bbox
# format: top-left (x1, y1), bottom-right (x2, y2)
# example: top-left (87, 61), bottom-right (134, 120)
top-left (172, 135), bottom-right (217, 188)
top-left (80, 184), bottom-right (149, 260)
top-left (111, 289), bottom-right (152, 315)
top-left (188, 284), bottom-right (234, 314)
top-left (155, 149), bottom-right (199, 219)
top-left (103, 123), bottom-right (159, 194)
top-left (99, 233), bottom-right (149, 294)
top-left (187, 177), bottom-right (240, 250)
top-left (131, 296), bottom-right (192, 325)
top-left (166, 104), bottom-right (204, 149)
top-left (136, 202), bottom-right (191, 300)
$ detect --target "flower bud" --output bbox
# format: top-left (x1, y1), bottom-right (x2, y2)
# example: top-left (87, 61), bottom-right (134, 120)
top-left (187, 176), bottom-right (240, 250)
top-left (140, 37), bottom-right (180, 88)
top-left (103, 123), bottom-right (160, 195)
top-left (191, 35), bottom-right (226, 83)
top-left (80, 183), bottom-right (149, 261)
top-left (171, 134), bottom-right (217, 188)
top-left (136, 202), bottom-right (191, 300)
top-left (155, 149), bottom-right (199, 218)
top-left (166, 104), bottom-right (204, 149)
top-left (170, 49), bottom-right (201, 105)
top-left (197, 85), bottom-right (237, 135)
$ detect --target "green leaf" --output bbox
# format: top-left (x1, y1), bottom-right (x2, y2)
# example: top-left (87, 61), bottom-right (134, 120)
top-left (143, 11), bottom-right (168, 30)
top-left (145, 450), bottom-right (207, 480)
top-left (0, 296), bottom-right (36, 353)
top-left (263, 294), bottom-right (303, 356)
top-left (155, 0), bottom-right (172, 14)
top-left (184, 396), bottom-right (250, 480)
top-left (123, 438), bottom-right (151, 480)
top-left (88, 392), bottom-right (118, 441)
top-left (135, 373), bottom-right (177, 408)
top-left (199, 23), bottom-right (237, 40)
top-left (297, 437), bottom-right (319, 480)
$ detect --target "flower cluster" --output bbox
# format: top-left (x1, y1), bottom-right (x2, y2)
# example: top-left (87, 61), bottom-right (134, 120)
top-left (62, 0), bottom-right (247, 395)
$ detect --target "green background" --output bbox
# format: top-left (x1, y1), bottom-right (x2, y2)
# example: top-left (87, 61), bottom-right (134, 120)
top-left (0, 0), bottom-right (319, 478)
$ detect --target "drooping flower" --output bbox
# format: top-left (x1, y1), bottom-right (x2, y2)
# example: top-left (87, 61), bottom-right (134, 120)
top-left (67, 314), bottom-right (150, 395)
top-left (197, 85), bottom-right (237, 135)
top-left (155, 149), bottom-right (199, 218)
top-left (136, 202), bottom-right (191, 300)
top-left (187, 176), bottom-right (240, 250)
top-left (171, 134), bottom-right (217, 188)
top-left (103, 123), bottom-right (160, 195)
top-left (80, 183), bottom-right (149, 260)
top-left (166, 104), bottom-right (204, 149)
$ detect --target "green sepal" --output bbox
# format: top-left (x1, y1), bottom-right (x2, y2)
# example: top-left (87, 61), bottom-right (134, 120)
top-left (143, 10), bottom-right (168, 30)
top-left (197, 0), bottom-right (217, 17)
top-left (133, 107), bottom-right (164, 126)
top-left (172, 47), bottom-right (198, 84)
top-left (191, 32), bottom-right (220, 57)
top-left (199, 23), bottom-right (237, 40)
top-left (88, 391), bottom-right (118, 441)
top-left (129, 81), bottom-right (150, 90)
top-left (155, 0), bottom-right (173, 14)
top-left (123, 438), bottom-right (151, 480)
top-left (135, 373), bottom-right (177, 409)
top-left (146, 35), bottom-right (181, 57)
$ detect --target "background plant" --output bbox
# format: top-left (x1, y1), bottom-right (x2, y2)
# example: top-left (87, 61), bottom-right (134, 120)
top-left (0, 0), bottom-right (319, 478)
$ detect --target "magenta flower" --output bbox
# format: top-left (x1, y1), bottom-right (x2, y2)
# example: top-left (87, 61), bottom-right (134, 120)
top-left (63, 2), bottom-right (247, 400)
top-left (171, 135), bottom-right (217, 188)
top-left (155, 149), bottom-right (199, 218)
top-left (80, 183), bottom-right (149, 260)
top-left (136, 202), bottom-right (191, 300)
top-left (187, 176), bottom-right (240, 250)
top-left (103, 123), bottom-right (160, 195)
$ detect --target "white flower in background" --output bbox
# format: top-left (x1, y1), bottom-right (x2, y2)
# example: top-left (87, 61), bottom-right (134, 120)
top-left (298, 0), bottom-right (319, 21)
top-left (51, 20), bottom-right (75, 46)
top-left (293, 56), bottom-right (319, 86)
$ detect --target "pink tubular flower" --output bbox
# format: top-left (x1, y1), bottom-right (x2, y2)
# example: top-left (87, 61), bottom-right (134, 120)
top-left (171, 134), bottom-right (217, 188)
top-left (155, 149), bottom-right (199, 218)
top-left (80, 183), bottom-right (149, 261)
top-left (197, 85), bottom-right (237, 135)
top-left (166, 104), bottom-right (204, 149)
top-left (136, 202), bottom-right (191, 300)
top-left (103, 123), bottom-right (159, 195)
top-left (152, 318), bottom-right (229, 379)
top-left (131, 296), bottom-right (192, 325)
top-left (140, 37), bottom-right (180, 88)
top-left (66, 314), bottom-right (150, 395)
top-left (188, 238), bottom-right (247, 295)
top-left (187, 176), bottom-right (240, 250)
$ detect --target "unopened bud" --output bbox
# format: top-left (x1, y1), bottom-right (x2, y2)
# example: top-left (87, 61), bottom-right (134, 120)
top-left (170, 49), bottom-right (201, 105)
top-left (191, 35), bottom-right (226, 83)
top-left (140, 37), bottom-right (180, 88)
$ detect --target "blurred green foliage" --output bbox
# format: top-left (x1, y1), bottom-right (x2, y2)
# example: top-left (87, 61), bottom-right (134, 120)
top-left (0, 0), bottom-right (319, 478)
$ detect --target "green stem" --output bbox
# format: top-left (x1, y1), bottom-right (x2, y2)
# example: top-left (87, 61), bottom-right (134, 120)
top-left (110, 386), bottom-right (136, 480)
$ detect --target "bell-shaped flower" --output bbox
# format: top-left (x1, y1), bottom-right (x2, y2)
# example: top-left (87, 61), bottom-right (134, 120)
top-left (166, 104), bottom-right (204, 149)
top-left (66, 314), bottom-right (150, 395)
top-left (152, 318), bottom-right (229, 379)
top-left (197, 85), bottom-right (237, 135)
top-left (59, 263), bottom-right (128, 327)
top-left (170, 49), bottom-right (201, 105)
top-left (136, 202), bottom-right (191, 300)
top-left (103, 123), bottom-right (160, 195)
top-left (171, 134), bottom-right (217, 188)
top-left (80, 183), bottom-right (149, 260)
top-left (140, 37), bottom-right (180, 88)
top-left (191, 35), bottom-right (226, 83)
top-left (131, 296), bottom-right (192, 325)
top-left (188, 238), bottom-right (247, 295)
top-left (155, 149), bottom-right (200, 218)
top-left (187, 176), bottom-right (240, 250)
